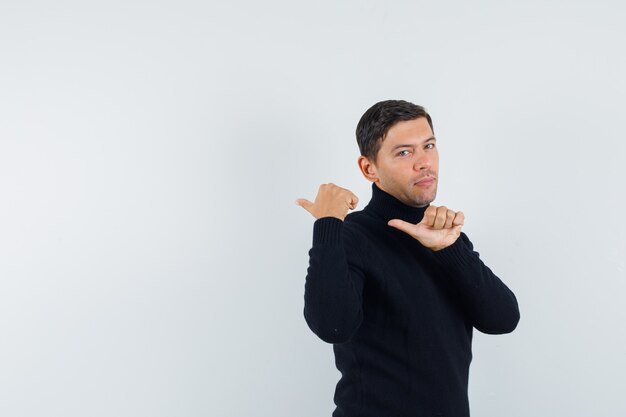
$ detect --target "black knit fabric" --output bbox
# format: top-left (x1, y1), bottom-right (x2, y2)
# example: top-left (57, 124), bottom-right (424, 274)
top-left (303, 182), bottom-right (520, 417)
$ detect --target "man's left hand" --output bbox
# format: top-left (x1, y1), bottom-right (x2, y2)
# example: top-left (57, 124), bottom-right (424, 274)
top-left (388, 205), bottom-right (465, 251)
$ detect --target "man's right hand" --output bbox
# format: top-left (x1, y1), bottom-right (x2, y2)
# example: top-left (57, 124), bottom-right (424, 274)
top-left (295, 183), bottom-right (359, 221)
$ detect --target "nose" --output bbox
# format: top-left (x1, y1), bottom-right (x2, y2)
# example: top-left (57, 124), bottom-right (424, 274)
top-left (413, 151), bottom-right (431, 171)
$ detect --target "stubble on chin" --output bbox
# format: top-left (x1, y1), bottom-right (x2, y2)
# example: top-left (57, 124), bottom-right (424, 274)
top-left (414, 187), bottom-right (437, 207)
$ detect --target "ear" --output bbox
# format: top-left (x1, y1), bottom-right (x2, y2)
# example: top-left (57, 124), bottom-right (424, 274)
top-left (358, 155), bottom-right (379, 182)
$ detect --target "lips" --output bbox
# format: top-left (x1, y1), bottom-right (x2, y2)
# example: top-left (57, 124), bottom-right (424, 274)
top-left (414, 177), bottom-right (435, 186)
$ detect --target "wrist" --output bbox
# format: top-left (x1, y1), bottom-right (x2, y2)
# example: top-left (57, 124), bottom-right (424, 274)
top-left (312, 216), bottom-right (344, 246)
top-left (316, 212), bottom-right (346, 221)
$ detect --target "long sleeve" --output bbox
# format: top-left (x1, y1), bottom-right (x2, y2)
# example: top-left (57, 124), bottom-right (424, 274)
top-left (430, 232), bottom-right (520, 334)
top-left (303, 217), bottom-right (366, 344)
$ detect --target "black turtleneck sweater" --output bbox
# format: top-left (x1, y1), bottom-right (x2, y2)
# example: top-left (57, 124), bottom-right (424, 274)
top-left (303, 182), bottom-right (520, 417)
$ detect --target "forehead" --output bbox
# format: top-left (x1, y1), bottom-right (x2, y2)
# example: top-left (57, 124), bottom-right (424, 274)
top-left (382, 118), bottom-right (433, 147)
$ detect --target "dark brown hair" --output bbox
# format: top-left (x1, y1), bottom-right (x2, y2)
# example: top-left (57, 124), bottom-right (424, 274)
top-left (356, 100), bottom-right (434, 163)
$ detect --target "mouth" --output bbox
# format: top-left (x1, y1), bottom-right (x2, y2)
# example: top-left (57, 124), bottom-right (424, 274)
top-left (414, 177), bottom-right (435, 186)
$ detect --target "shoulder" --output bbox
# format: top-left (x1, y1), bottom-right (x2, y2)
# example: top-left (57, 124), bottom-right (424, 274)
top-left (459, 231), bottom-right (475, 250)
top-left (343, 210), bottom-right (373, 237)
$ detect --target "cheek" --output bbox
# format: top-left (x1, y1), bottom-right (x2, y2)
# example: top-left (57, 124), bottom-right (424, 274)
top-left (431, 154), bottom-right (440, 168)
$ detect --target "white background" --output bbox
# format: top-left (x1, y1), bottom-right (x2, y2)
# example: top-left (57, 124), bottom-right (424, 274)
top-left (1, 1), bottom-right (625, 416)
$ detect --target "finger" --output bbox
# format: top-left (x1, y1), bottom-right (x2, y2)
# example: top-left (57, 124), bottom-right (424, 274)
top-left (348, 193), bottom-right (359, 209)
top-left (451, 224), bottom-right (463, 237)
top-left (295, 198), bottom-right (314, 212)
top-left (452, 211), bottom-right (465, 226)
top-left (433, 206), bottom-right (448, 229)
top-left (422, 205), bottom-right (437, 227)
top-left (387, 219), bottom-right (415, 236)
top-left (444, 209), bottom-right (455, 229)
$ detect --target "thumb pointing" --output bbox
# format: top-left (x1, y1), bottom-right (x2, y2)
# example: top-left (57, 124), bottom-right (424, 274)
top-left (388, 219), bottom-right (413, 234)
top-left (295, 198), bottom-right (313, 211)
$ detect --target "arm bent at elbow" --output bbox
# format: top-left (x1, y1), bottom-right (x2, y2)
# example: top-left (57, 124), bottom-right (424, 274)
top-left (432, 232), bottom-right (521, 335)
top-left (302, 217), bottom-right (366, 344)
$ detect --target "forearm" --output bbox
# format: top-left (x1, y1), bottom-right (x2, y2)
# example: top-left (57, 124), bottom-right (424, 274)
top-left (431, 233), bottom-right (520, 334)
top-left (303, 217), bottom-right (365, 343)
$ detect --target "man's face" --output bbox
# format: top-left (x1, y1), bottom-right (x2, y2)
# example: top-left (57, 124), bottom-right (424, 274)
top-left (359, 117), bottom-right (439, 208)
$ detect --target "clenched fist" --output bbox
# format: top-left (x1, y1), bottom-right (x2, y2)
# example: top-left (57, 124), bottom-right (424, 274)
top-left (295, 183), bottom-right (359, 221)
top-left (388, 205), bottom-right (465, 251)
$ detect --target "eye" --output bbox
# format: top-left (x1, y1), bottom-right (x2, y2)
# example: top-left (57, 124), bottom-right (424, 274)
top-left (397, 150), bottom-right (410, 157)
top-left (425, 143), bottom-right (435, 150)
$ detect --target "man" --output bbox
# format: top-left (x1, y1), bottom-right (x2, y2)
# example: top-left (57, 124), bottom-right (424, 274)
top-left (295, 100), bottom-right (520, 417)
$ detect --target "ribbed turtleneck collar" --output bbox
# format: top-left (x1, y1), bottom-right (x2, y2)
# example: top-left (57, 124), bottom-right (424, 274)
top-left (364, 182), bottom-right (429, 224)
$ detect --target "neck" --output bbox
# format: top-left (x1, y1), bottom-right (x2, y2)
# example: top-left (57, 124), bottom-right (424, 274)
top-left (364, 182), bottom-right (429, 224)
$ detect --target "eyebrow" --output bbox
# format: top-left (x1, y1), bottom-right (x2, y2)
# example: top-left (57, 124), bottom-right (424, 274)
top-left (390, 136), bottom-right (437, 152)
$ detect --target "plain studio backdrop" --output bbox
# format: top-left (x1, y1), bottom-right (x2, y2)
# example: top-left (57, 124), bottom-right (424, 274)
top-left (1, 1), bottom-right (625, 416)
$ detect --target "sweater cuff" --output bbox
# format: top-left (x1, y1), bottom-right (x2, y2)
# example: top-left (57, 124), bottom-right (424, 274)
top-left (312, 216), bottom-right (344, 246)
top-left (430, 234), bottom-right (472, 268)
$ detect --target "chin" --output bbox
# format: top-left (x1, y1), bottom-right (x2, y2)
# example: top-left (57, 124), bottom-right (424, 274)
top-left (417, 192), bottom-right (436, 206)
